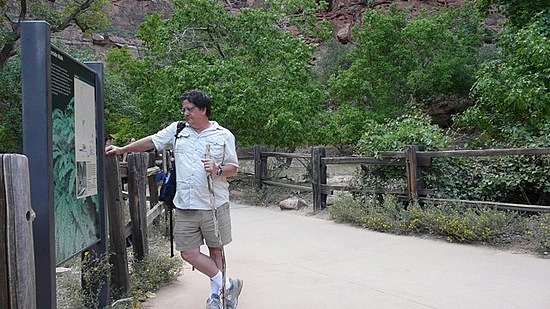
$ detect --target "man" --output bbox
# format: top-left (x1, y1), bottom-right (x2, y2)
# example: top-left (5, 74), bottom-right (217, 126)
top-left (105, 90), bottom-right (243, 309)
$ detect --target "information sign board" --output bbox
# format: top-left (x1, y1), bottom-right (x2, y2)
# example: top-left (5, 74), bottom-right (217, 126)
top-left (51, 46), bottom-right (101, 264)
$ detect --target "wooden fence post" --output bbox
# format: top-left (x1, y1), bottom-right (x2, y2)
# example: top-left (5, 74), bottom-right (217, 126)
top-left (0, 154), bottom-right (36, 309)
top-left (0, 157), bottom-right (6, 309)
top-left (104, 155), bottom-right (129, 298)
top-left (404, 145), bottom-right (420, 201)
top-left (311, 147), bottom-right (327, 211)
top-left (147, 151), bottom-right (159, 207)
top-left (127, 153), bottom-right (149, 260)
top-left (253, 145), bottom-right (267, 189)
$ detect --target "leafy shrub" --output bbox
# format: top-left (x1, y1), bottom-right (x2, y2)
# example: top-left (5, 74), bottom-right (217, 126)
top-left (329, 194), bottom-right (369, 225)
top-left (359, 195), bottom-right (407, 233)
top-left (129, 253), bottom-right (182, 298)
top-left (81, 252), bottom-right (112, 309)
top-left (329, 194), bottom-right (547, 255)
top-left (57, 217), bottom-right (182, 308)
top-left (57, 252), bottom-right (111, 309)
top-left (356, 110), bottom-right (451, 156)
top-left (353, 111), bottom-right (450, 194)
top-left (414, 203), bottom-right (512, 242)
top-left (526, 213), bottom-right (550, 255)
top-left (353, 107), bottom-right (549, 206)
top-left (424, 125), bottom-right (549, 205)
top-left (425, 154), bottom-right (550, 205)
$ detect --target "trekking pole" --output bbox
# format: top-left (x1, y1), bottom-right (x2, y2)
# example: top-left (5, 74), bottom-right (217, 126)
top-left (205, 144), bottom-right (227, 308)
top-left (169, 207), bottom-right (174, 257)
top-left (168, 153), bottom-right (175, 257)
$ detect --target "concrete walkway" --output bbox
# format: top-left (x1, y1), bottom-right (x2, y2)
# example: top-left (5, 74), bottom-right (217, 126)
top-left (143, 203), bottom-right (550, 309)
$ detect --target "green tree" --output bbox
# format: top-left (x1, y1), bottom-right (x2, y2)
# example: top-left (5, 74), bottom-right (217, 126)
top-left (328, 5), bottom-right (482, 120)
top-left (0, 56), bottom-right (22, 153)
top-left (107, 0), bottom-right (328, 148)
top-left (454, 14), bottom-right (549, 143)
top-left (445, 3), bottom-right (549, 204)
top-left (102, 47), bottom-right (141, 143)
top-left (318, 102), bottom-right (371, 150)
top-left (0, 0), bottom-right (110, 70)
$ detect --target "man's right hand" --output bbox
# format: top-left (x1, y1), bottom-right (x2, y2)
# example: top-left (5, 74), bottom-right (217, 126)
top-left (105, 136), bottom-right (154, 156)
top-left (105, 145), bottom-right (122, 156)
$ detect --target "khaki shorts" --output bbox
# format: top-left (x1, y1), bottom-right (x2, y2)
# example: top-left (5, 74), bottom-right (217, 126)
top-left (174, 202), bottom-right (232, 252)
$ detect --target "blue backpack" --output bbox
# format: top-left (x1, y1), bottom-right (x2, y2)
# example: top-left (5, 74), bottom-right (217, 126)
top-left (159, 121), bottom-right (186, 209)
top-left (159, 121), bottom-right (186, 257)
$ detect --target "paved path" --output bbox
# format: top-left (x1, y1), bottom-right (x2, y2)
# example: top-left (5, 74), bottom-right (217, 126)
top-left (143, 203), bottom-right (550, 309)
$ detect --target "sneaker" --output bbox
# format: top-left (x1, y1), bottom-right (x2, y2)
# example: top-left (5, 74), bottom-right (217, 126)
top-left (224, 278), bottom-right (243, 309)
top-left (206, 294), bottom-right (222, 309)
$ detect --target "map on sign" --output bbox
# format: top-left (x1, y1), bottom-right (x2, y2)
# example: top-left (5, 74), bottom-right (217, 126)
top-left (74, 76), bottom-right (98, 198)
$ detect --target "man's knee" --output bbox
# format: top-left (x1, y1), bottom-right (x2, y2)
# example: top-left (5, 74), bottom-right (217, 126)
top-left (208, 246), bottom-right (223, 263)
top-left (209, 246), bottom-right (222, 256)
top-left (180, 248), bottom-right (200, 262)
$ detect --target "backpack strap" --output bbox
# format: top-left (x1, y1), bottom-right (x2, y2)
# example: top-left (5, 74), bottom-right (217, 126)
top-left (171, 121), bottom-right (186, 160)
top-left (168, 121), bottom-right (186, 257)
top-left (174, 121), bottom-right (186, 139)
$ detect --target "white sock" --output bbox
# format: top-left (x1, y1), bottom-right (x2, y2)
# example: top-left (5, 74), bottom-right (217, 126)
top-left (210, 271), bottom-right (223, 296)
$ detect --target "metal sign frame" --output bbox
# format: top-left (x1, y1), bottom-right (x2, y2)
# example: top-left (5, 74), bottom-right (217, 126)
top-left (21, 21), bottom-right (107, 309)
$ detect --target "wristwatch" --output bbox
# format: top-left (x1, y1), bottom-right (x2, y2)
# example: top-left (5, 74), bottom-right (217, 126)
top-left (216, 165), bottom-right (223, 176)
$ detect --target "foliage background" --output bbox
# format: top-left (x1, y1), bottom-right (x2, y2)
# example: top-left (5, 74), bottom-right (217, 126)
top-left (1, 0), bottom-right (548, 203)
top-left (0, 0), bottom-right (547, 204)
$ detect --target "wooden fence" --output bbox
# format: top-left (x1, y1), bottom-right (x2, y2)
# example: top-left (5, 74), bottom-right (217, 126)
top-left (1, 154), bottom-right (37, 309)
top-left (3, 146), bottom-right (549, 307)
top-left (251, 145), bottom-right (550, 213)
top-left (104, 151), bottom-right (167, 299)
top-left (1, 151), bottom-right (166, 307)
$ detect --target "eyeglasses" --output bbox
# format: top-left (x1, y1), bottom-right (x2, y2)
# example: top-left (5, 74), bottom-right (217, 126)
top-left (180, 106), bottom-right (196, 114)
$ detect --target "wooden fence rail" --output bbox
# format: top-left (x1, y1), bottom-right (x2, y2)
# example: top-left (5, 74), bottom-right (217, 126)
top-left (251, 145), bottom-right (550, 213)
top-left (1, 154), bottom-right (36, 309)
